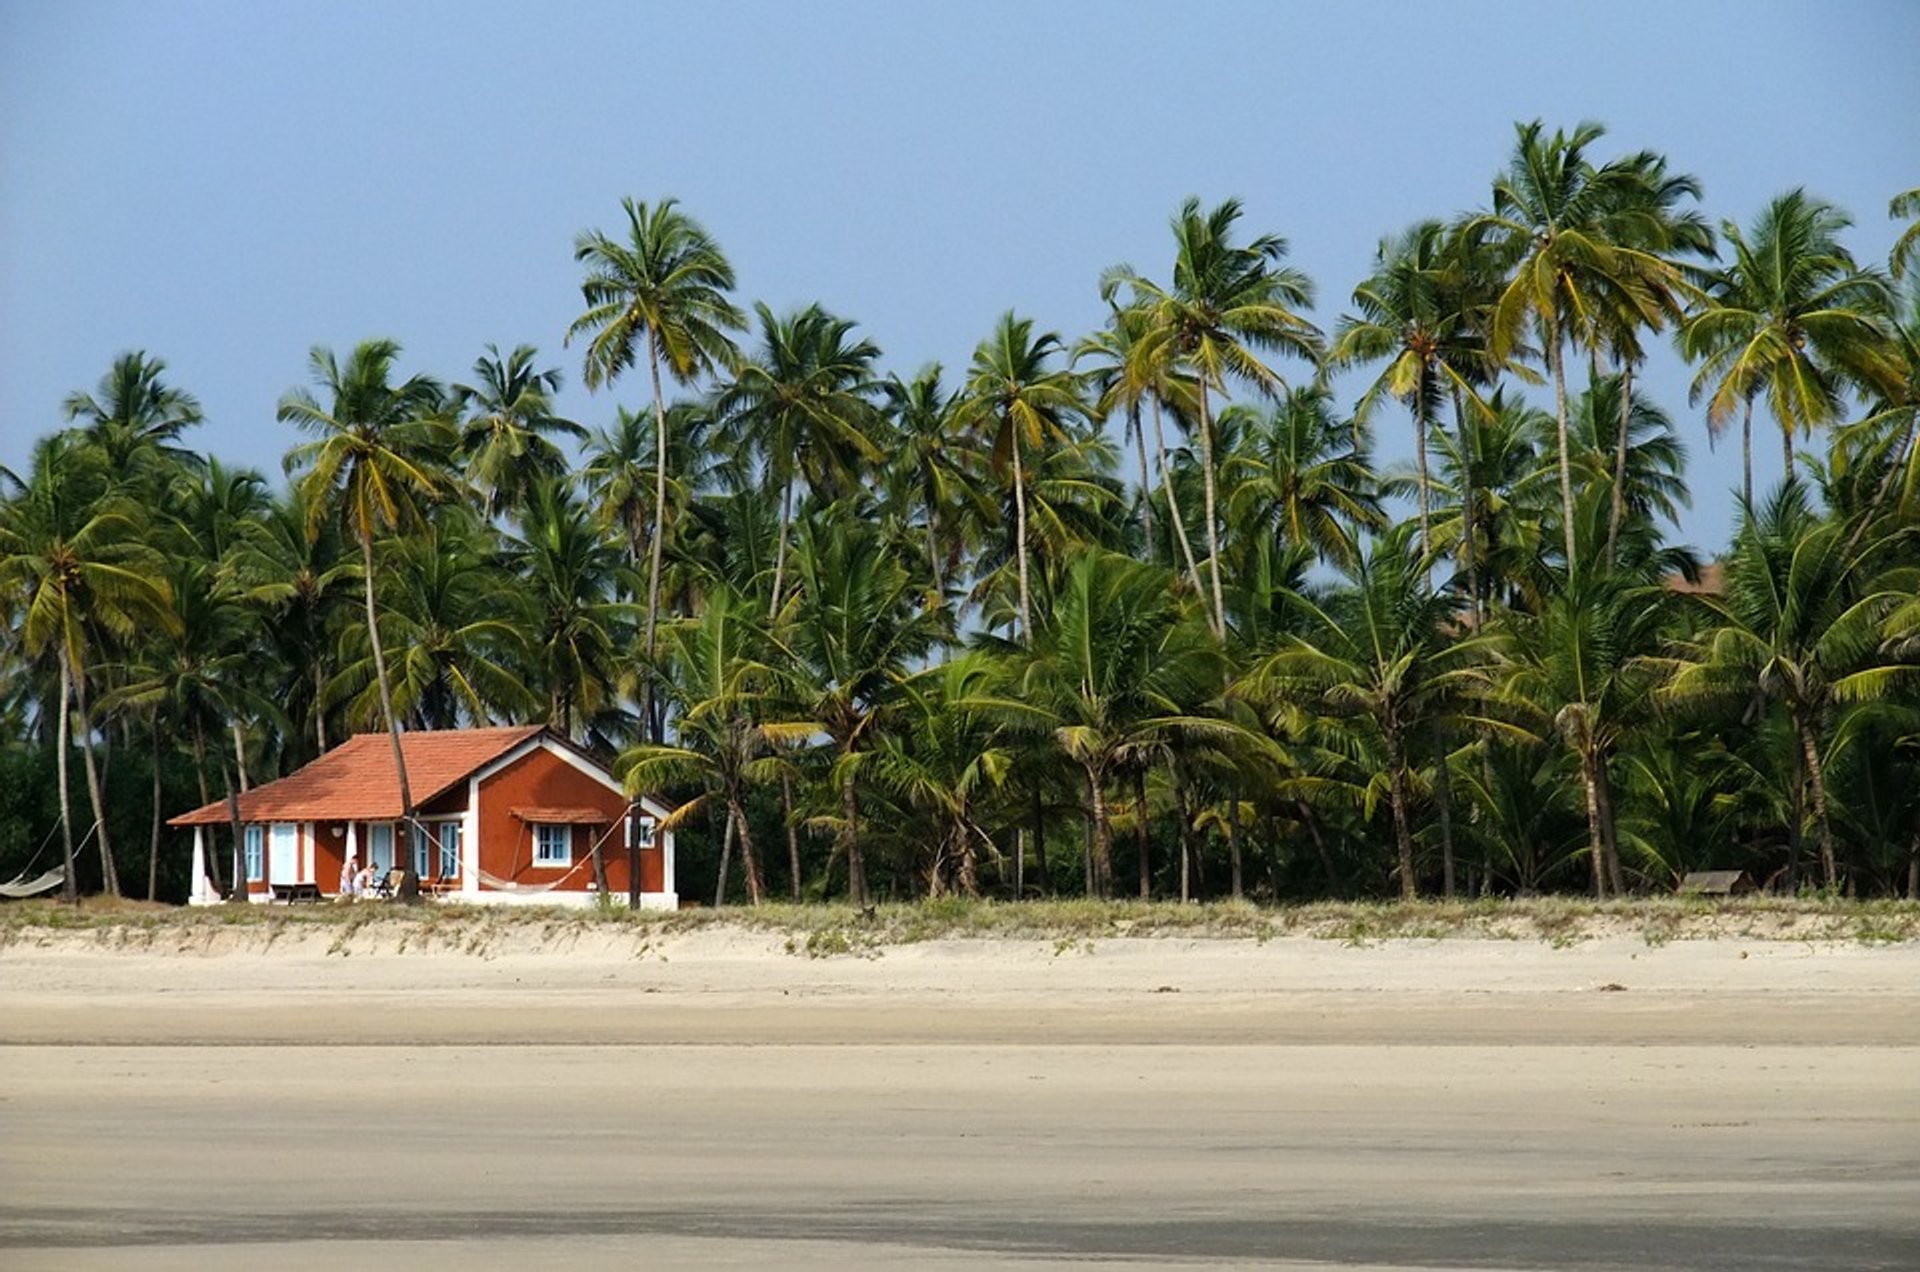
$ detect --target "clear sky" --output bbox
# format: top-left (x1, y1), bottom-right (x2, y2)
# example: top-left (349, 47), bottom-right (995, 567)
top-left (3, 1), bottom-right (1915, 552)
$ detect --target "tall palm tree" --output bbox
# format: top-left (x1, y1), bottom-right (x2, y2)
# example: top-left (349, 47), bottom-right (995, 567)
top-left (1683, 190), bottom-right (1900, 498)
top-left (508, 480), bottom-right (636, 741)
top-left (0, 435), bottom-right (176, 900)
top-left (715, 302), bottom-right (885, 618)
top-left (878, 365), bottom-right (986, 606)
top-left (280, 339), bottom-right (449, 897)
top-left (952, 313), bottom-right (1086, 643)
top-left (1221, 386), bottom-right (1383, 571)
top-left (1468, 121), bottom-right (1695, 572)
top-left (568, 197), bottom-right (744, 736)
top-left (62, 351), bottom-right (205, 475)
top-left (1333, 220), bottom-right (1486, 559)
top-left (1108, 198), bottom-right (1323, 635)
top-left (452, 345), bottom-right (585, 519)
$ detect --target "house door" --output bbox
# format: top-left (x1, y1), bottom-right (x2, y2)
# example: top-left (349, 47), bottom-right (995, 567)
top-left (269, 823), bottom-right (299, 885)
top-left (367, 823), bottom-right (394, 872)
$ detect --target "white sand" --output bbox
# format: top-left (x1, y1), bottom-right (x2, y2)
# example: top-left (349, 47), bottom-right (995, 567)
top-left (2, 930), bottom-right (1916, 1269)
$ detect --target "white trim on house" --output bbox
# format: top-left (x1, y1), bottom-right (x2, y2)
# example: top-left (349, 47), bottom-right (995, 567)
top-left (468, 735), bottom-right (673, 822)
top-left (460, 776), bottom-right (481, 898)
top-left (188, 827), bottom-right (218, 905)
top-left (301, 821), bottom-right (315, 885)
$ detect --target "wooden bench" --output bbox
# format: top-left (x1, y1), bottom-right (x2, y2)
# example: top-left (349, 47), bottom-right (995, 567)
top-left (270, 882), bottom-right (324, 904)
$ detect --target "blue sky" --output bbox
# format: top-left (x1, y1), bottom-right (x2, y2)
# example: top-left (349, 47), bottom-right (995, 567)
top-left (3, 1), bottom-right (1915, 552)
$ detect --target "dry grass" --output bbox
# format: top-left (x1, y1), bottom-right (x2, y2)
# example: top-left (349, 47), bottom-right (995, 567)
top-left (2, 893), bottom-right (1916, 954)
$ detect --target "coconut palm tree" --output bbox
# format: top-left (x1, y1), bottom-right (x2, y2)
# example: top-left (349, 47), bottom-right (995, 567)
top-left (1021, 549), bottom-right (1225, 897)
top-left (1108, 198), bottom-right (1323, 634)
top-left (1241, 527), bottom-right (1489, 899)
top-left (1683, 191), bottom-right (1900, 499)
top-left (62, 351), bottom-right (205, 476)
top-left (280, 339), bottom-right (450, 898)
top-left (1890, 187), bottom-right (1920, 281)
top-left (1468, 121), bottom-right (1696, 572)
top-left (952, 313), bottom-right (1087, 643)
top-left (878, 365), bottom-right (990, 609)
top-left (0, 435), bottom-right (176, 900)
top-left (452, 345), bottom-right (585, 520)
top-left (781, 511), bottom-right (946, 905)
top-left (508, 480), bottom-right (637, 743)
top-left (1221, 385), bottom-right (1383, 572)
top-left (568, 197), bottom-right (744, 737)
top-left (715, 302), bottom-right (886, 618)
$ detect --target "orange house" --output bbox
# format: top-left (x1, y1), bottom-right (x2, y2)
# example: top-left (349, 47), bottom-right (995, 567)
top-left (167, 726), bottom-right (676, 908)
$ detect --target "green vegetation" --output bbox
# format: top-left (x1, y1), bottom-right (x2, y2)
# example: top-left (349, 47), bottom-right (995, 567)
top-left (4, 120), bottom-right (1919, 907)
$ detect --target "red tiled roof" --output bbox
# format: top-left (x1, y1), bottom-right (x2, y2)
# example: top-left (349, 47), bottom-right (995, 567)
top-left (168, 726), bottom-right (545, 827)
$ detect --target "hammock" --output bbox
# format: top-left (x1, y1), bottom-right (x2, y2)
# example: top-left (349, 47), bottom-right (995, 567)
top-left (473, 817), bottom-right (627, 894)
top-left (0, 868), bottom-right (65, 899)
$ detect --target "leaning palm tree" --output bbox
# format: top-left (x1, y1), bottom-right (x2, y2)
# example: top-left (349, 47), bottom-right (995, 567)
top-left (1683, 190), bottom-right (1900, 499)
top-left (452, 344), bottom-right (585, 519)
top-left (952, 313), bottom-right (1087, 643)
top-left (280, 339), bottom-right (449, 898)
top-left (714, 302), bottom-right (886, 618)
top-left (1107, 199), bottom-right (1323, 635)
top-left (1467, 121), bottom-right (1695, 572)
top-left (0, 435), bottom-right (176, 900)
top-left (568, 198), bottom-right (744, 735)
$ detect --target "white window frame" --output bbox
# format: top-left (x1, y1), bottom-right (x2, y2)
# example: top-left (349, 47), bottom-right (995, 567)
top-left (533, 822), bottom-right (571, 866)
top-left (244, 824), bottom-right (264, 882)
top-left (437, 821), bottom-right (461, 879)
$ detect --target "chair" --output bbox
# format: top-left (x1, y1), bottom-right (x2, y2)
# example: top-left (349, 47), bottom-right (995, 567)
top-left (372, 868), bottom-right (405, 899)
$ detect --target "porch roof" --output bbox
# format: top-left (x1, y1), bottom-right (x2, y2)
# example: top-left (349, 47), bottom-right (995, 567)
top-left (511, 806), bottom-right (612, 824)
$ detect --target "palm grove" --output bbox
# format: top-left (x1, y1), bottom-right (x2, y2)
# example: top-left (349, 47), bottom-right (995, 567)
top-left (6, 122), bottom-right (1920, 907)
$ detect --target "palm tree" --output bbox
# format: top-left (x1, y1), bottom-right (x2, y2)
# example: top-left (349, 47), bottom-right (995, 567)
top-left (952, 313), bottom-right (1087, 643)
top-left (508, 480), bottom-right (636, 742)
top-left (781, 511), bottom-right (945, 905)
top-left (1661, 485), bottom-right (1910, 887)
top-left (1890, 187), bottom-right (1920, 281)
top-left (0, 435), bottom-right (176, 900)
top-left (62, 351), bottom-right (205, 475)
top-left (878, 365), bottom-right (984, 606)
top-left (280, 339), bottom-right (449, 898)
top-left (1333, 220), bottom-right (1486, 558)
top-left (1241, 527), bottom-right (1489, 899)
top-left (1022, 550), bottom-right (1224, 897)
top-left (1468, 121), bottom-right (1696, 572)
top-left (452, 345), bottom-right (585, 519)
top-left (568, 197), bottom-right (744, 736)
top-left (1221, 386), bottom-right (1383, 571)
top-left (619, 586), bottom-right (791, 905)
top-left (716, 303), bottom-right (885, 618)
top-left (1108, 198), bottom-right (1323, 634)
top-left (1683, 190), bottom-right (1900, 498)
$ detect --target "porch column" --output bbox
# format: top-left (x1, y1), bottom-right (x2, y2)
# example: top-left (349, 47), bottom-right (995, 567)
top-left (189, 827), bottom-right (215, 905)
top-left (345, 820), bottom-right (358, 871)
top-left (460, 778), bottom-right (481, 898)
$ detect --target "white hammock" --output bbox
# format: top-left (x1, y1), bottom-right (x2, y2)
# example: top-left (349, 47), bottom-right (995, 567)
top-left (0, 867), bottom-right (65, 899)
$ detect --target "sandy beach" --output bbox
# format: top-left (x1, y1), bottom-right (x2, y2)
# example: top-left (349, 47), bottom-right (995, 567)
top-left (2, 926), bottom-right (1916, 1269)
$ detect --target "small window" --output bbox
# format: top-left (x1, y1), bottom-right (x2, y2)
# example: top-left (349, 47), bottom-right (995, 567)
top-left (534, 823), bottom-right (571, 866)
top-left (244, 825), bottom-right (264, 882)
top-left (438, 822), bottom-right (462, 878)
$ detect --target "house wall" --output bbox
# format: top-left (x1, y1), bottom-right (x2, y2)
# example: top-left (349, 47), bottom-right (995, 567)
top-left (475, 746), bottom-right (659, 894)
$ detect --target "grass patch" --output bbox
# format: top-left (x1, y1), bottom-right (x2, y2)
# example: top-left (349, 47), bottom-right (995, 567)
top-left (1, 894), bottom-right (1916, 953)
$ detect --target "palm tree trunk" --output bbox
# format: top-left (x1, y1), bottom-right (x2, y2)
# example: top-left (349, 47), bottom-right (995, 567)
top-left (1452, 390), bottom-right (1486, 629)
top-left (55, 659), bottom-right (77, 904)
top-left (148, 723), bottom-right (163, 901)
top-left (713, 802), bottom-right (735, 908)
top-left (1578, 745), bottom-right (1608, 899)
top-left (1596, 751), bottom-right (1626, 896)
top-left (1010, 429), bottom-right (1033, 644)
top-left (220, 748), bottom-right (245, 904)
top-left (644, 339), bottom-right (671, 745)
top-left (360, 530), bottom-right (417, 900)
top-left (1386, 733), bottom-right (1418, 902)
top-left (782, 772), bottom-right (802, 901)
top-left (69, 653), bottom-right (119, 896)
top-left (1151, 397), bottom-right (1205, 600)
top-left (1130, 406), bottom-right (1154, 549)
top-left (1227, 782), bottom-right (1243, 901)
top-left (1796, 717), bottom-right (1837, 888)
top-left (1606, 361), bottom-right (1634, 566)
top-left (1084, 765), bottom-right (1112, 898)
top-left (1297, 800), bottom-right (1337, 897)
top-left (1412, 395), bottom-right (1433, 565)
top-left (313, 662), bottom-right (327, 754)
top-left (1134, 769), bottom-right (1152, 901)
top-left (1196, 382), bottom-right (1227, 637)
top-left (1547, 332), bottom-right (1580, 574)
top-left (1030, 787), bottom-right (1049, 896)
top-left (1432, 725), bottom-right (1455, 899)
top-left (191, 720), bottom-right (224, 896)
top-left (842, 767), bottom-right (868, 907)
top-left (730, 795), bottom-right (763, 905)
top-left (769, 474), bottom-right (794, 621)
top-left (1741, 398), bottom-right (1754, 509)
top-left (1781, 419), bottom-right (1795, 486)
